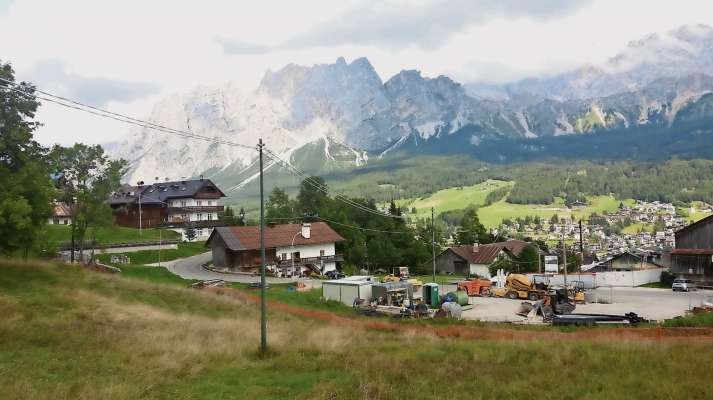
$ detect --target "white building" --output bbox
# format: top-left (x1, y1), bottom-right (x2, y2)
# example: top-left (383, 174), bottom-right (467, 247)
top-left (48, 202), bottom-right (72, 225)
top-left (206, 222), bottom-right (345, 276)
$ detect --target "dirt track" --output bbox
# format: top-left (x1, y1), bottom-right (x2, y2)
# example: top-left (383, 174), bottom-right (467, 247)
top-left (211, 287), bottom-right (713, 342)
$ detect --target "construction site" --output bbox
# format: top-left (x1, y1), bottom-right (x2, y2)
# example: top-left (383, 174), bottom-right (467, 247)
top-left (318, 267), bottom-right (712, 326)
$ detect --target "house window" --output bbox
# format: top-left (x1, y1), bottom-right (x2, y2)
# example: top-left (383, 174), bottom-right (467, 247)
top-left (63, 219), bottom-right (68, 225)
top-left (320, 249), bottom-right (325, 257)
top-left (196, 228), bottom-right (204, 237)
top-left (53, 219), bottom-right (59, 224)
top-left (180, 200), bottom-right (187, 207)
top-left (281, 253), bottom-right (287, 260)
top-left (197, 213), bottom-right (203, 221)
top-left (197, 200), bottom-right (203, 206)
top-left (207, 213), bottom-right (213, 221)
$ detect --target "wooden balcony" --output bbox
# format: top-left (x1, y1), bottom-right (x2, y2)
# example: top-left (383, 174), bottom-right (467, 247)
top-left (276, 254), bottom-right (343, 267)
top-left (166, 205), bottom-right (224, 213)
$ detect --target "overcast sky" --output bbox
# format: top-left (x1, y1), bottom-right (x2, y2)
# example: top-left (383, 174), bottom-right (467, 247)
top-left (1, 0), bottom-right (712, 146)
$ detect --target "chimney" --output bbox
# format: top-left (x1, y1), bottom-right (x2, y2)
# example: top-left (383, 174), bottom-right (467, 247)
top-left (301, 223), bottom-right (311, 239)
top-left (472, 242), bottom-right (479, 253)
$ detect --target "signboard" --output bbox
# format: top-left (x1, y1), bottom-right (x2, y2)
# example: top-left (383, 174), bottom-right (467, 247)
top-left (544, 256), bottom-right (559, 273)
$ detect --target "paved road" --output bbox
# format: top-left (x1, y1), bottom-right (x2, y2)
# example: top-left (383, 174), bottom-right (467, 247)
top-left (162, 252), bottom-right (322, 287)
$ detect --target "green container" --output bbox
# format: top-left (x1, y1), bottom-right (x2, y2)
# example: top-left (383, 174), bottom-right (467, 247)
top-left (456, 290), bottom-right (469, 306)
top-left (423, 283), bottom-right (439, 307)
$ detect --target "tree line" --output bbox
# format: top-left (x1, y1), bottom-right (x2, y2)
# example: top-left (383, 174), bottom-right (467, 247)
top-left (0, 61), bottom-right (126, 259)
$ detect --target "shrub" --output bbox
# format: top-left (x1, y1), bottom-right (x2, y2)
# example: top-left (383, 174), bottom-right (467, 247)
top-left (660, 270), bottom-right (675, 286)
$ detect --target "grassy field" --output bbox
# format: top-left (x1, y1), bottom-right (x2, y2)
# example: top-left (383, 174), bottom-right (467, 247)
top-left (397, 179), bottom-right (512, 219)
top-left (46, 224), bottom-right (180, 246)
top-left (477, 195), bottom-right (636, 228)
top-left (3, 259), bottom-right (713, 398)
top-left (96, 241), bottom-right (207, 266)
top-left (398, 182), bottom-right (637, 228)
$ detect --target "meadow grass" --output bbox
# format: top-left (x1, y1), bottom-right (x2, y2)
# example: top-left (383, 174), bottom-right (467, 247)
top-left (46, 225), bottom-right (180, 246)
top-left (95, 241), bottom-right (207, 266)
top-left (2, 259), bottom-right (713, 399)
top-left (397, 179), bottom-right (512, 219)
top-left (477, 196), bottom-right (636, 228)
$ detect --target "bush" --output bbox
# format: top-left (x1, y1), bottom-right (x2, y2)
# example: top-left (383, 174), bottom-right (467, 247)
top-left (660, 270), bottom-right (675, 286)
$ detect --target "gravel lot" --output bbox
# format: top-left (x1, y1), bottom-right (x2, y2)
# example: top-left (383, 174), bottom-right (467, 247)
top-left (460, 287), bottom-right (713, 322)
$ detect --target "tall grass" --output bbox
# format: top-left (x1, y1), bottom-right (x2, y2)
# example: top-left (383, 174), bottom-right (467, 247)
top-left (2, 259), bottom-right (713, 399)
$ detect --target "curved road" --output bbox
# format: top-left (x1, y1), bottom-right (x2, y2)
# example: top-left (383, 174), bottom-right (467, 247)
top-left (164, 252), bottom-right (322, 287)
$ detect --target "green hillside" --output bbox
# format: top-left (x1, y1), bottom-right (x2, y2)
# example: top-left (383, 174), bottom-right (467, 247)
top-left (397, 179), bottom-right (512, 219)
top-left (3, 259), bottom-right (713, 398)
top-left (478, 196), bottom-right (636, 228)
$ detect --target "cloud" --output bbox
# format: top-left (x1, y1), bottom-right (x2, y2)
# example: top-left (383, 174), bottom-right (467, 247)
top-left (27, 60), bottom-right (160, 107)
top-left (0, 0), bottom-right (13, 15)
top-left (214, 36), bottom-right (272, 55)
top-left (218, 0), bottom-right (592, 54)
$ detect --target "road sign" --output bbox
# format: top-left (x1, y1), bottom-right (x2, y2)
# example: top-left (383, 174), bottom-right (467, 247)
top-left (544, 256), bottom-right (558, 273)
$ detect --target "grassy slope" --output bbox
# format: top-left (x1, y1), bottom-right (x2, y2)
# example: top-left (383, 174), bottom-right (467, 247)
top-left (93, 241), bottom-right (208, 286)
top-left (478, 196), bottom-right (636, 228)
top-left (397, 181), bottom-right (636, 228)
top-left (398, 179), bottom-right (512, 219)
top-left (46, 225), bottom-right (180, 246)
top-left (3, 259), bottom-right (713, 399)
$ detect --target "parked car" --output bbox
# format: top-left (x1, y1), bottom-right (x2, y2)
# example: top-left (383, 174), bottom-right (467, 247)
top-left (672, 279), bottom-right (697, 292)
top-left (248, 282), bottom-right (270, 289)
top-left (325, 270), bottom-right (345, 280)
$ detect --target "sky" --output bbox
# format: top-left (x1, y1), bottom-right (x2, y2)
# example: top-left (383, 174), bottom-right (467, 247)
top-left (1, 0), bottom-right (712, 146)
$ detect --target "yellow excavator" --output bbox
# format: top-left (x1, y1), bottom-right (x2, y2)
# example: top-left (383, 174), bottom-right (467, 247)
top-left (492, 274), bottom-right (547, 301)
top-left (492, 274), bottom-right (585, 303)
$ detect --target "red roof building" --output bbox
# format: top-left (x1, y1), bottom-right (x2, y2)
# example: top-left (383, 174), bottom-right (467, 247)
top-left (434, 240), bottom-right (531, 277)
top-left (48, 202), bottom-right (72, 225)
top-left (206, 222), bottom-right (344, 276)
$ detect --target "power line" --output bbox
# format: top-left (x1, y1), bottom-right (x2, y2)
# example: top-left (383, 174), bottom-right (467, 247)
top-left (0, 76), bottom-right (255, 151)
top-left (315, 216), bottom-right (411, 235)
top-left (263, 148), bottom-right (406, 220)
top-left (2, 76), bottom-right (406, 221)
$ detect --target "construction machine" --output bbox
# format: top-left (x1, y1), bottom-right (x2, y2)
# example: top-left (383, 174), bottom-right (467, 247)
top-left (492, 274), bottom-right (548, 301)
top-left (457, 279), bottom-right (492, 296)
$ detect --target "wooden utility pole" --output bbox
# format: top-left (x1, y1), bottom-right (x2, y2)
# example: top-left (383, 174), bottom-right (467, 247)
top-left (431, 207), bottom-right (436, 283)
top-left (258, 138), bottom-right (267, 355)
top-left (562, 231), bottom-right (568, 288)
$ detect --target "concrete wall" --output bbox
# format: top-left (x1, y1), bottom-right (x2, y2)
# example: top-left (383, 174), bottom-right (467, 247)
top-left (531, 268), bottom-right (666, 288)
top-left (469, 263), bottom-right (491, 278)
top-left (594, 268), bottom-right (665, 287)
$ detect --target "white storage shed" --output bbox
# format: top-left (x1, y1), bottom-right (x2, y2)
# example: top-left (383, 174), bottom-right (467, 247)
top-left (322, 276), bottom-right (374, 306)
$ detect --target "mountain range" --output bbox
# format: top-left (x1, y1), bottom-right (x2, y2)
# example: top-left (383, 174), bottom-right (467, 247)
top-left (110, 24), bottom-right (713, 199)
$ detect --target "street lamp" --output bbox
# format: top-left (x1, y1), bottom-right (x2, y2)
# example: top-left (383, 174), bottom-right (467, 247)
top-left (137, 181), bottom-right (144, 236)
top-left (291, 229), bottom-right (302, 277)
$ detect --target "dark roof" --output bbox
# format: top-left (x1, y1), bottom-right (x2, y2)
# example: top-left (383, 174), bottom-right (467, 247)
top-left (110, 179), bottom-right (225, 206)
top-left (605, 251), bottom-right (665, 267)
top-left (207, 222), bottom-right (345, 251)
top-left (444, 240), bottom-right (530, 265)
top-left (675, 214), bottom-right (713, 237)
top-left (671, 248), bottom-right (713, 255)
